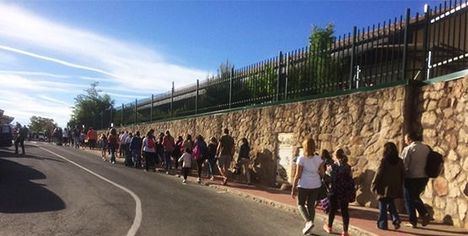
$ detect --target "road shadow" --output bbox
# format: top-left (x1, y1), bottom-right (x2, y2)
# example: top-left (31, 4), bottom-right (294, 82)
top-left (0, 146), bottom-right (64, 163)
top-left (0, 150), bottom-right (66, 213)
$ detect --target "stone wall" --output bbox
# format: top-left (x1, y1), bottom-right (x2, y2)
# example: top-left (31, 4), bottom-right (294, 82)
top-left (419, 75), bottom-right (468, 228)
top-left (108, 75), bottom-right (467, 228)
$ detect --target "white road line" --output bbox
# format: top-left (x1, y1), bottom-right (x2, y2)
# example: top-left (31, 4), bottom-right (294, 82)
top-left (38, 146), bottom-right (142, 236)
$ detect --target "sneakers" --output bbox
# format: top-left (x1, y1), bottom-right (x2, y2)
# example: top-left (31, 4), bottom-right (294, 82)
top-left (302, 221), bottom-right (314, 235)
top-left (393, 221), bottom-right (401, 230)
top-left (166, 171), bottom-right (170, 175)
top-left (405, 222), bottom-right (417, 228)
top-left (323, 224), bottom-right (332, 234)
top-left (182, 179), bottom-right (187, 184)
top-left (210, 176), bottom-right (215, 181)
top-left (111, 161), bottom-right (116, 164)
top-left (197, 178), bottom-right (201, 184)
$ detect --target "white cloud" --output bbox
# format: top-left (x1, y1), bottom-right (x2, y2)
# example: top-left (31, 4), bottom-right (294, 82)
top-left (0, 90), bottom-right (72, 127)
top-left (0, 74), bottom-right (87, 92)
top-left (0, 3), bottom-right (209, 92)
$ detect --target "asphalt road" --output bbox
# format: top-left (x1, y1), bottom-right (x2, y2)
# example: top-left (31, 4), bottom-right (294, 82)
top-left (0, 142), bottom-right (328, 236)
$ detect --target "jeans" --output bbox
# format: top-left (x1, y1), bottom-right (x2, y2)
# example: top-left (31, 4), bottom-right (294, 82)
top-left (238, 158), bottom-right (251, 184)
top-left (110, 146), bottom-right (116, 163)
top-left (404, 178), bottom-right (429, 224)
top-left (297, 187), bottom-right (321, 222)
top-left (207, 158), bottom-right (217, 176)
top-left (132, 150), bottom-right (141, 168)
top-left (328, 195), bottom-right (349, 232)
top-left (164, 151), bottom-right (172, 171)
top-left (378, 198), bottom-right (401, 229)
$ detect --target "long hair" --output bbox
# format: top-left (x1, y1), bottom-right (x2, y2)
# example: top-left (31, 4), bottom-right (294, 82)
top-left (383, 142), bottom-right (400, 165)
top-left (335, 148), bottom-right (348, 164)
top-left (302, 137), bottom-right (316, 157)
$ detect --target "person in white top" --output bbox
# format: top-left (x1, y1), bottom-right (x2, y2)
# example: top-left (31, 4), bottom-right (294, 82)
top-left (400, 131), bottom-right (431, 228)
top-left (291, 137), bottom-right (325, 235)
top-left (178, 147), bottom-right (193, 184)
top-left (142, 129), bottom-right (156, 172)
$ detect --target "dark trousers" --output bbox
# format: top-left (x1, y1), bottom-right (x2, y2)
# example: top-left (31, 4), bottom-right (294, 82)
top-left (182, 167), bottom-right (191, 180)
top-left (144, 152), bottom-right (155, 171)
top-left (297, 187), bottom-right (320, 222)
top-left (14, 138), bottom-right (25, 155)
top-left (110, 146), bottom-right (116, 163)
top-left (404, 178), bottom-right (429, 224)
top-left (196, 159), bottom-right (205, 178)
top-left (328, 195), bottom-right (350, 232)
top-left (378, 197), bottom-right (401, 229)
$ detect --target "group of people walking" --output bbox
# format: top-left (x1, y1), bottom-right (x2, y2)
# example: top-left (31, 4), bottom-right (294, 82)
top-left (97, 127), bottom-right (251, 185)
top-left (291, 131), bottom-right (432, 235)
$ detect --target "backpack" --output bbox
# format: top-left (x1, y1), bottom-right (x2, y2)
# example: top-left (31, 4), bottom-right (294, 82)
top-left (425, 146), bottom-right (444, 178)
top-left (332, 164), bottom-right (356, 203)
top-left (147, 138), bottom-right (155, 149)
top-left (193, 145), bottom-right (201, 160)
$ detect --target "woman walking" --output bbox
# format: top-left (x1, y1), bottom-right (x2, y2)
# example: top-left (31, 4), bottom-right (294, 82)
top-left (371, 142), bottom-right (404, 230)
top-left (207, 137), bottom-right (218, 180)
top-left (193, 135), bottom-right (208, 184)
top-left (238, 138), bottom-right (252, 185)
top-left (142, 129), bottom-right (157, 172)
top-left (291, 137), bottom-right (325, 235)
top-left (100, 133), bottom-right (108, 161)
top-left (323, 149), bottom-right (355, 236)
top-left (108, 128), bottom-right (119, 164)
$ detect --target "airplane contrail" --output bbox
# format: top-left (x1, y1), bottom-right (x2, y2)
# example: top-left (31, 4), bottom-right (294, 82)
top-left (0, 44), bottom-right (120, 79)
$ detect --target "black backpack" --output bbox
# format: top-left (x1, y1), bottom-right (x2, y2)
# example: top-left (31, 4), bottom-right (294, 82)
top-left (425, 146), bottom-right (444, 178)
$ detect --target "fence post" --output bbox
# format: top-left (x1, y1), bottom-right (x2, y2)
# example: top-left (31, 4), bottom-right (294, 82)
top-left (134, 99), bottom-right (137, 124)
top-left (284, 53), bottom-right (289, 100)
top-left (349, 26), bottom-right (357, 89)
top-left (121, 103), bottom-right (124, 126)
top-left (401, 8), bottom-right (411, 82)
top-left (195, 79), bottom-right (199, 114)
top-left (109, 106), bottom-right (113, 128)
top-left (422, 4), bottom-right (430, 80)
top-left (276, 51), bottom-right (283, 102)
top-left (150, 94), bottom-right (154, 122)
top-left (229, 67), bottom-right (233, 109)
top-left (171, 82), bottom-right (174, 117)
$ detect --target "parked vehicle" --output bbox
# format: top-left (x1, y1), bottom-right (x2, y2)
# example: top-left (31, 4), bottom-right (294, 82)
top-left (0, 124), bottom-right (13, 147)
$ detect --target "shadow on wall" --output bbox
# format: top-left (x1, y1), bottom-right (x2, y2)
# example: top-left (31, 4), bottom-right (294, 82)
top-left (251, 148), bottom-right (276, 187)
top-left (356, 169), bottom-right (379, 208)
top-left (0, 149), bottom-right (66, 213)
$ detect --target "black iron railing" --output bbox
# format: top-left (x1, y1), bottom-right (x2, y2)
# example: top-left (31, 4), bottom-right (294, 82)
top-left (92, 0), bottom-right (467, 130)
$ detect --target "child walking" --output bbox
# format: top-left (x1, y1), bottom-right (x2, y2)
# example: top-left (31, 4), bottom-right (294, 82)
top-left (178, 148), bottom-right (193, 184)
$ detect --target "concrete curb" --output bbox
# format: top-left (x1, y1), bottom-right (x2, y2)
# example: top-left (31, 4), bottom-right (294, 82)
top-left (205, 183), bottom-right (378, 236)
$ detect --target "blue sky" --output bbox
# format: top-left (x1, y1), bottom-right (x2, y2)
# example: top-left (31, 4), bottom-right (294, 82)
top-left (0, 0), bottom-right (443, 127)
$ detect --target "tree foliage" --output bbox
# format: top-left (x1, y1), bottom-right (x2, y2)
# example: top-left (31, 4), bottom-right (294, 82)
top-left (68, 82), bottom-right (113, 129)
top-left (29, 116), bottom-right (57, 134)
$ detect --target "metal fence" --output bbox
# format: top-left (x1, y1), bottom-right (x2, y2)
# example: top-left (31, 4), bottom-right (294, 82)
top-left (93, 0), bottom-right (467, 130)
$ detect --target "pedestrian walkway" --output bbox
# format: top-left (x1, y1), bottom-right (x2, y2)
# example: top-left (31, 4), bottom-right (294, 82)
top-left (79, 147), bottom-right (467, 236)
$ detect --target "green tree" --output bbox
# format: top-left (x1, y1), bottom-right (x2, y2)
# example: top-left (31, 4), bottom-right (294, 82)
top-left (284, 23), bottom-right (337, 98)
top-left (68, 82), bottom-right (113, 130)
top-left (307, 23), bottom-right (342, 92)
top-left (29, 116), bottom-right (57, 134)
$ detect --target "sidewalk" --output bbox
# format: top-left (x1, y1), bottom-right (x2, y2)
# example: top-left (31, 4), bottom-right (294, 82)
top-left (79, 147), bottom-right (467, 236)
